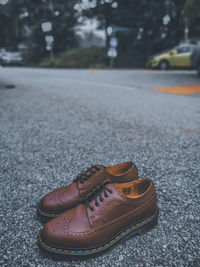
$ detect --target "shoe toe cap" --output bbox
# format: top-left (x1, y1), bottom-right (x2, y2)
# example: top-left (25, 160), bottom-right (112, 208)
top-left (41, 215), bottom-right (71, 247)
top-left (39, 192), bottom-right (60, 213)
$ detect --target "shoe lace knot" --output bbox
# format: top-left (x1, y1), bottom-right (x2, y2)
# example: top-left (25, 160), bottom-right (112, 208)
top-left (74, 165), bottom-right (101, 184)
top-left (86, 183), bottom-right (113, 212)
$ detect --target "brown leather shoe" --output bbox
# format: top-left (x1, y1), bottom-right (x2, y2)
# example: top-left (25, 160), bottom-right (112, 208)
top-left (37, 162), bottom-right (138, 220)
top-left (38, 179), bottom-right (158, 256)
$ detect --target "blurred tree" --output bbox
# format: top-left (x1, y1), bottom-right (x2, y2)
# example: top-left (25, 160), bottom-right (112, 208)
top-left (2, 0), bottom-right (196, 67)
top-left (0, 0), bottom-right (24, 48)
top-left (76, 0), bottom-right (186, 67)
top-left (23, 0), bottom-right (78, 64)
top-left (0, 0), bottom-right (78, 64)
top-left (0, 6), bottom-right (9, 47)
top-left (181, 0), bottom-right (200, 39)
top-left (75, 1), bottom-right (114, 47)
top-left (111, 0), bottom-right (169, 67)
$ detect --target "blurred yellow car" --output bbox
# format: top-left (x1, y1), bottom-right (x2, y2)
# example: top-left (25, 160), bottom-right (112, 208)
top-left (147, 44), bottom-right (195, 70)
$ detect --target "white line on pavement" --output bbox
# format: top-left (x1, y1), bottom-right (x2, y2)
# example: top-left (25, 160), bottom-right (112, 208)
top-left (61, 78), bottom-right (138, 92)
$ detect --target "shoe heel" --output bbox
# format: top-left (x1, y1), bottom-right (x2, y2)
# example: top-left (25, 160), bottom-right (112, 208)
top-left (138, 215), bottom-right (158, 236)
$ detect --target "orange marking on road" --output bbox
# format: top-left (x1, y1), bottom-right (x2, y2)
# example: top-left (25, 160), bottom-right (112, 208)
top-left (154, 84), bottom-right (200, 95)
top-left (89, 68), bottom-right (100, 72)
top-left (184, 129), bottom-right (200, 134)
top-left (129, 132), bottom-right (138, 136)
top-left (139, 69), bottom-right (157, 73)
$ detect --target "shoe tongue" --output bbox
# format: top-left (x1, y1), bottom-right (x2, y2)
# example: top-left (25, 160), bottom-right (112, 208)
top-left (114, 182), bottom-right (135, 197)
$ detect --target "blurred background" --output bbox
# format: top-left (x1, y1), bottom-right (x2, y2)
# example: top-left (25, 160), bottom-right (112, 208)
top-left (0, 0), bottom-right (199, 71)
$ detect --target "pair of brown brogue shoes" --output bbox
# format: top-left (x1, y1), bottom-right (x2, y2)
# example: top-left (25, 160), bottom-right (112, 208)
top-left (37, 162), bottom-right (159, 256)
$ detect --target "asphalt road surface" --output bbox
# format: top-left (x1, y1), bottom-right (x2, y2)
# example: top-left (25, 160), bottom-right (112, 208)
top-left (0, 68), bottom-right (200, 267)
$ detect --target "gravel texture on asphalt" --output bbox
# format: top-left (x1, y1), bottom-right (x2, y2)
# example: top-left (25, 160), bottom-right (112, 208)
top-left (0, 68), bottom-right (200, 267)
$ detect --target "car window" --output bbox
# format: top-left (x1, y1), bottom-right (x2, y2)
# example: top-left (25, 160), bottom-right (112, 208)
top-left (177, 47), bottom-right (191, 54)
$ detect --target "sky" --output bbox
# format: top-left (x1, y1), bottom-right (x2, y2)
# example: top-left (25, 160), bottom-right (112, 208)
top-left (76, 18), bottom-right (106, 40)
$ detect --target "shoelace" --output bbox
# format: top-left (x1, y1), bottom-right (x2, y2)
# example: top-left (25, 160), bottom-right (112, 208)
top-left (86, 183), bottom-right (113, 212)
top-left (74, 165), bottom-right (101, 184)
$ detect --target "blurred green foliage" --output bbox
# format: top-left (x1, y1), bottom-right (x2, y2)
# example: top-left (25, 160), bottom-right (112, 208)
top-left (182, 0), bottom-right (200, 26)
top-left (0, 0), bottom-right (199, 68)
top-left (82, 0), bottom-right (199, 67)
top-left (0, 0), bottom-right (77, 64)
top-left (39, 46), bottom-right (107, 68)
top-left (181, 0), bottom-right (200, 38)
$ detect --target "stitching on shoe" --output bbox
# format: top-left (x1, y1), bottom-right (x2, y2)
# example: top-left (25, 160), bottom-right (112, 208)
top-left (38, 205), bottom-right (61, 217)
top-left (39, 208), bottom-right (158, 254)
